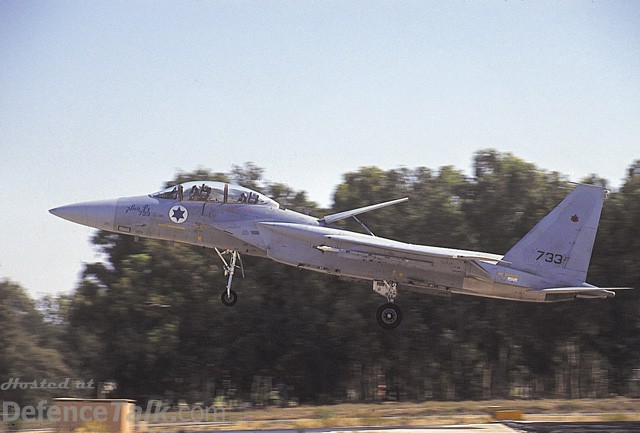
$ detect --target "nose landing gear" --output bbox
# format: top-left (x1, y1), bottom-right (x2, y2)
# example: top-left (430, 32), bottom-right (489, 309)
top-left (215, 248), bottom-right (243, 307)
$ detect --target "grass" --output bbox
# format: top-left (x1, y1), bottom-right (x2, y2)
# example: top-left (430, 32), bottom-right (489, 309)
top-left (14, 398), bottom-right (638, 432)
top-left (138, 397), bottom-right (640, 431)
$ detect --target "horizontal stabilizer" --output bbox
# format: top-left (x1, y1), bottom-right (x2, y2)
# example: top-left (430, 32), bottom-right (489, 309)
top-left (539, 287), bottom-right (631, 299)
top-left (321, 198), bottom-right (408, 224)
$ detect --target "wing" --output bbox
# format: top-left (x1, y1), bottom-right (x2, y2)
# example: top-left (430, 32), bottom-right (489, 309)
top-left (259, 222), bottom-right (505, 271)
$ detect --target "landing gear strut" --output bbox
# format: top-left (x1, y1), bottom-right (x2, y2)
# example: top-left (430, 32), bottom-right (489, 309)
top-left (215, 249), bottom-right (244, 307)
top-left (373, 281), bottom-right (402, 329)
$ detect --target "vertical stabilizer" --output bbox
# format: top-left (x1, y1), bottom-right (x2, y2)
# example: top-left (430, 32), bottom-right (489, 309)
top-left (502, 184), bottom-right (606, 286)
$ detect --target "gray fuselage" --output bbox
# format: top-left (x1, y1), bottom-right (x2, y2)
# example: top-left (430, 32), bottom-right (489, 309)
top-left (95, 193), bottom-right (548, 303)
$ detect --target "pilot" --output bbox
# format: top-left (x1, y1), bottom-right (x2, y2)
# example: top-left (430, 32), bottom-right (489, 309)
top-left (189, 185), bottom-right (200, 201)
top-left (237, 192), bottom-right (248, 203)
top-left (200, 184), bottom-right (211, 200)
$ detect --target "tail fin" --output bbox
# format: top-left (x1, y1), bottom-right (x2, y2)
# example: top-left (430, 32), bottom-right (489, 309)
top-left (502, 184), bottom-right (606, 286)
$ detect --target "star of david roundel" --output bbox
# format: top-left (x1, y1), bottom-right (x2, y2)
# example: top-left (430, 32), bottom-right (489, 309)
top-left (169, 205), bottom-right (188, 224)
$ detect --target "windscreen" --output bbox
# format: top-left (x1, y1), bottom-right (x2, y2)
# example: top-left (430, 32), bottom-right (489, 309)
top-left (151, 182), bottom-right (279, 208)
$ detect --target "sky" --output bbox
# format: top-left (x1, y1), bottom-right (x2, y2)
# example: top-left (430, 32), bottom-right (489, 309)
top-left (1, 1), bottom-right (639, 299)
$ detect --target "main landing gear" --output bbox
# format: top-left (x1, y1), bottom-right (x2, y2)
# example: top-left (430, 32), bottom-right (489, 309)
top-left (373, 281), bottom-right (402, 329)
top-left (215, 249), bottom-right (244, 307)
top-left (211, 255), bottom-right (403, 329)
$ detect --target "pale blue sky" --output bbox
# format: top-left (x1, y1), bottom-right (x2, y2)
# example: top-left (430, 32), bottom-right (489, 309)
top-left (1, 1), bottom-right (639, 298)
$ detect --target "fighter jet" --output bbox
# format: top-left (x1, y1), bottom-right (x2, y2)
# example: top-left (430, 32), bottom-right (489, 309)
top-left (50, 181), bottom-right (626, 328)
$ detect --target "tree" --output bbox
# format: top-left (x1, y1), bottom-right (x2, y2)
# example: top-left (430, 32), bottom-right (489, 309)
top-left (0, 280), bottom-right (70, 406)
top-left (58, 154), bottom-right (640, 403)
top-left (465, 149), bottom-right (569, 254)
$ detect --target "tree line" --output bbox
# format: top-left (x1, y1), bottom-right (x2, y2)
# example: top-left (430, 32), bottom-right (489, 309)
top-left (2, 150), bottom-right (639, 406)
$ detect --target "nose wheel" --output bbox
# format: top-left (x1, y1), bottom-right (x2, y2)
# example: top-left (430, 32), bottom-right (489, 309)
top-left (221, 289), bottom-right (238, 306)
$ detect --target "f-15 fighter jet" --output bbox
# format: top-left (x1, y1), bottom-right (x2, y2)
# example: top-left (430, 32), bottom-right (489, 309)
top-left (50, 181), bottom-right (625, 328)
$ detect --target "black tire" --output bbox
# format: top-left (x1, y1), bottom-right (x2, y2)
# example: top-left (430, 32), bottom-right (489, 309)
top-left (376, 303), bottom-right (402, 329)
top-left (221, 289), bottom-right (238, 306)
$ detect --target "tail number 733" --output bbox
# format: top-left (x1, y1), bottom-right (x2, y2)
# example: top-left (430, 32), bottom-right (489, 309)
top-left (536, 250), bottom-right (565, 265)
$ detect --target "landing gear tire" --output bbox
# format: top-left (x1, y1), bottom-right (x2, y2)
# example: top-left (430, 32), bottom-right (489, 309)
top-left (221, 289), bottom-right (238, 307)
top-left (377, 303), bottom-right (402, 329)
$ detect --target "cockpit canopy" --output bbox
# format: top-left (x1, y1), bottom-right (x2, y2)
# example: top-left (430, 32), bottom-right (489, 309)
top-left (151, 181), bottom-right (279, 208)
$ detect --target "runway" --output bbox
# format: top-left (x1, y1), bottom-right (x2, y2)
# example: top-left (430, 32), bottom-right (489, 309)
top-left (186, 422), bottom-right (640, 433)
top-left (306, 425), bottom-right (515, 433)
top-left (504, 421), bottom-right (640, 432)
top-left (187, 425), bottom-right (513, 433)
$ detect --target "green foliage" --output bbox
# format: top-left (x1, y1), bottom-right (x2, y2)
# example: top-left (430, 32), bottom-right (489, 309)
top-left (0, 280), bottom-right (70, 405)
top-left (465, 149), bottom-right (569, 253)
top-left (7, 151), bottom-right (639, 405)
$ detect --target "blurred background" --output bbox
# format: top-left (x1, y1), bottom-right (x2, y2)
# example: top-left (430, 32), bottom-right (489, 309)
top-left (2, 1), bottom-right (639, 415)
top-left (2, 153), bottom-right (639, 408)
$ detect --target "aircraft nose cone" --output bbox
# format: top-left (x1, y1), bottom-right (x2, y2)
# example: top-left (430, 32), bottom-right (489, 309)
top-left (49, 204), bottom-right (89, 225)
top-left (49, 199), bottom-right (117, 231)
